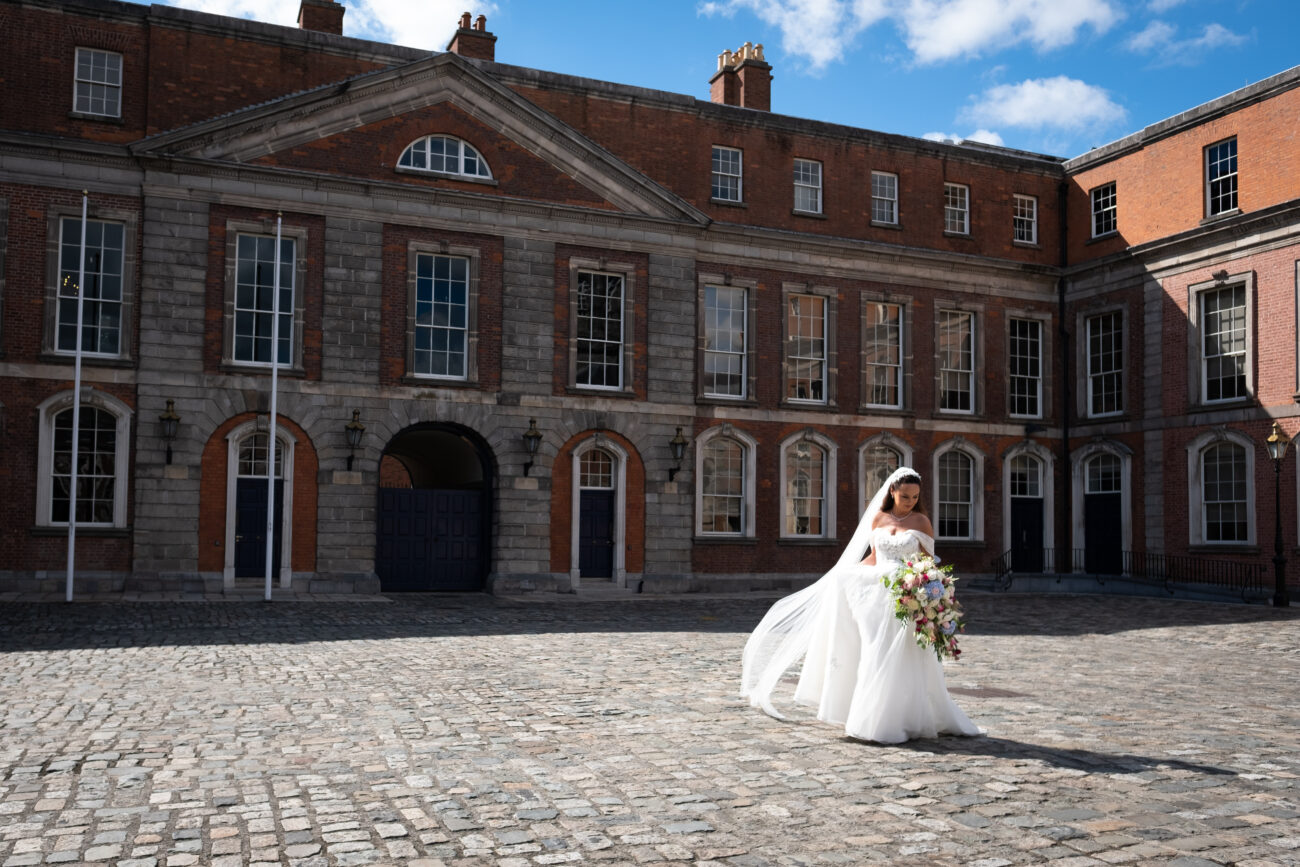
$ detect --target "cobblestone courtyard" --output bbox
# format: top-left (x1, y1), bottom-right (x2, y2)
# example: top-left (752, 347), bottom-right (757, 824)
top-left (1, 592), bottom-right (1298, 866)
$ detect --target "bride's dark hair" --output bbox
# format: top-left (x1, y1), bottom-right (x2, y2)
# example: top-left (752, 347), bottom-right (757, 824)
top-left (882, 473), bottom-right (925, 515)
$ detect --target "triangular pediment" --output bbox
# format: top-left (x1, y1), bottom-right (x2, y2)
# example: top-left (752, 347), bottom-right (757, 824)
top-left (131, 52), bottom-right (708, 224)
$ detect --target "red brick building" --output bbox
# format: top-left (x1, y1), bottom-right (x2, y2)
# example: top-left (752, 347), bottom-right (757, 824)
top-left (0, 0), bottom-right (1295, 600)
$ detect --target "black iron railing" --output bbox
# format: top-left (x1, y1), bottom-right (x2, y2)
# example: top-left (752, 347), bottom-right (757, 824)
top-left (990, 547), bottom-right (1269, 598)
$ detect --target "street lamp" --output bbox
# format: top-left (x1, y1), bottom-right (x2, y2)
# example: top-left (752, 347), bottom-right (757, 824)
top-left (344, 410), bottom-right (366, 471)
top-left (522, 419), bottom-right (543, 476)
top-left (668, 427), bottom-right (689, 481)
top-left (1266, 421), bottom-right (1291, 607)
top-left (158, 399), bottom-right (181, 465)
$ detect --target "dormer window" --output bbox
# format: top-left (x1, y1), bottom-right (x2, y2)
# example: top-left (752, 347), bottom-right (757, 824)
top-left (398, 136), bottom-right (492, 179)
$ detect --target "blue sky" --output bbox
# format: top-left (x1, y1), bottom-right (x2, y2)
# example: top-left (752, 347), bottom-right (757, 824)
top-left (168, 0), bottom-right (1296, 159)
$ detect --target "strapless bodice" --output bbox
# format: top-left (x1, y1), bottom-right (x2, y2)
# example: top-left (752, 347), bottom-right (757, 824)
top-left (870, 528), bottom-right (924, 568)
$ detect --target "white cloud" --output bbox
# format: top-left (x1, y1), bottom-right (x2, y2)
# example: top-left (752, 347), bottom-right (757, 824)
top-left (898, 0), bottom-right (1122, 64)
top-left (923, 129), bottom-right (1005, 146)
top-left (1124, 20), bottom-right (1248, 66)
top-left (699, 0), bottom-right (890, 72)
top-left (961, 76), bottom-right (1125, 131)
top-left (1147, 0), bottom-right (1186, 11)
top-left (168, 0), bottom-right (497, 49)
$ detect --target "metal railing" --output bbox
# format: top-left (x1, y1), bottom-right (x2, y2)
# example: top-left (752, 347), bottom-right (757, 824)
top-left (990, 547), bottom-right (1269, 598)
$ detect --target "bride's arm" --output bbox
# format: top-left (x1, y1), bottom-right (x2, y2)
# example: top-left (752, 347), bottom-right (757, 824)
top-left (861, 515), bottom-right (886, 565)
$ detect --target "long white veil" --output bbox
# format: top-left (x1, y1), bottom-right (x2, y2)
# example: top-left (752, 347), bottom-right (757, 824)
top-left (740, 466), bottom-right (921, 719)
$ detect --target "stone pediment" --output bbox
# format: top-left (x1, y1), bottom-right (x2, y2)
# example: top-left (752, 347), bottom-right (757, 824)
top-left (131, 52), bottom-right (708, 225)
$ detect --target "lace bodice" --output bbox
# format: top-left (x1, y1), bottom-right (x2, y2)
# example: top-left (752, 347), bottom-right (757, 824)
top-left (869, 528), bottom-right (926, 569)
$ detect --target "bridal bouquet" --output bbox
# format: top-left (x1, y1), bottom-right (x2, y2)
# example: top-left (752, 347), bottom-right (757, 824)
top-left (880, 554), bottom-right (965, 661)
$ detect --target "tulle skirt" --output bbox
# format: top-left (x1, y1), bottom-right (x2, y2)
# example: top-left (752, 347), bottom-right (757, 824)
top-left (792, 563), bottom-right (981, 744)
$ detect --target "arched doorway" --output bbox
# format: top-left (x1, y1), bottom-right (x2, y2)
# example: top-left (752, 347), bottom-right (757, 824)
top-left (375, 424), bottom-right (493, 591)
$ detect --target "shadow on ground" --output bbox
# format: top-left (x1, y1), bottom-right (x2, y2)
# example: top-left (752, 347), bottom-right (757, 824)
top-left (0, 592), bottom-right (1296, 651)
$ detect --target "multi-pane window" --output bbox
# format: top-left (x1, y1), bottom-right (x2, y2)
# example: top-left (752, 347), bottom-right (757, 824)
top-left (57, 218), bottom-right (124, 356)
top-left (937, 450), bottom-right (973, 538)
top-left (576, 271), bottom-right (624, 389)
top-left (703, 285), bottom-right (747, 398)
top-left (50, 406), bottom-right (116, 524)
top-left (1086, 312), bottom-right (1123, 416)
top-left (1200, 285), bottom-right (1246, 402)
top-left (701, 437), bottom-right (745, 534)
top-left (413, 254), bottom-right (469, 379)
top-left (793, 158), bottom-right (822, 214)
top-left (871, 172), bottom-right (898, 224)
top-left (711, 146), bottom-right (743, 202)
top-left (233, 234), bottom-right (295, 366)
top-left (1202, 442), bottom-right (1247, 542)
top-left (786, 294), bottom-right (826, 402)
top-left (237, 432), bottom-right (284, 478)
top-left (785, 442), bottom-right (826, 536)
top-left (1013, 194), bottom-right (1037, 244)
top-left (1008, 318), bottom-right (1042, 417)
top-left (398, 136), bottom-right (491, 178)
top-left (863, 301), bottom-right (902, 407)
top-left (1009, 454), bottom-right (1041, 498)
top-left (580, 448), bottom-right (615, 489)
top-left (1086, 453), bottom-right (1121, 495)
top-left (938, 310), bottom-right (974, 412)
top-left (73, 48), bottom-right (122, 118)
top-left (1091, 182), bottom-right (1117, 237)
top-left (1206, 138), bottom-right (1237, 216)
top-left (862, 445), bottom-right (901, 500)
top-left (944, 183), bottom-right (969, 234)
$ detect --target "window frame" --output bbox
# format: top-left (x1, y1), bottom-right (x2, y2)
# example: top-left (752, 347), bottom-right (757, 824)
top-left (72, 47), bottom-right (122, 119)
top-left (1007, 316), bottom-right (1044, 419)
top-left (1190, 273), bottom-right (1253, 407)
top-left (857, 433), bottom-right (914, 518)
top-left (698, 275), bottom-right (757, 402)
top-left (944, 182), bottom-right (970, 235)
top-left (222, 221), bottom-right (308, 372)
top-left (1013, 194), bottom-right (1038, 245)
top-left (779, 431), bottom-right (838, 540)
top-left (793, 158), bottom-right (823, 215)
top-left (1082, 308), bottom-right (1125, 418)
top-left (405, 242), bottom-right (480, 384)
top-left (43, 205), bottom-right (137, 364)
top-left (870, 171), bottom-right (898, 225)
top-left (695, 424), bottom-right (757, 539)
top-left (397, 135), bottom-right (493, 181)
top-left (781, 283), bottom-right (837, 407)
top-left (932, 438), bottom-right (985, 542)
top-left (1185, 429), bottom-right (1255, 547)
top-left (1205, 137), bottom-right (1238, 218)
top-left (861, 297), bottom-right (906, 410)
top-left (567, 257), bottom-right (635, 394)
top-left (35, 388), bottom-right (132, 529)
top-left (1091, 182), bottom-right (1117, 238)
top-left (936, 308), bottom-right (977, 415)
top-left (711, 145), bottom-right (743, 203)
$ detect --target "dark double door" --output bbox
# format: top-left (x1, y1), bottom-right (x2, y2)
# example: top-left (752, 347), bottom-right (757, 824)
top-left (1010, 497), bottom-right (1043, 573)
top-left (376, 488), bottom-right (485, 591)
top-left (1084, 492), bottom-right (1123, 575)
top-left (234, 478), bottom-right (284, 578)
top-left (578, 489), bottom-right (614, 578)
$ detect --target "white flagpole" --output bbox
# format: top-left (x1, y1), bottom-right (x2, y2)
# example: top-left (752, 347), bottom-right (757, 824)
top-left (265, 213), bottom-right (283, 602)
top-left (65, 191), bottom-right (89, 603)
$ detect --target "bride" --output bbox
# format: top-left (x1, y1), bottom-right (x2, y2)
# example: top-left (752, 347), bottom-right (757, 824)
top-left (741, 467), bottom-right (981, 743)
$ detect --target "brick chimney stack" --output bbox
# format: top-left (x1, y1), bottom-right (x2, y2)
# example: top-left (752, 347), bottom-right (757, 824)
top-left (709, 42), bottom-right (772, 112)
top-left (446, 12), bottom-right (497, 62)
top-left (297, 0), bottom-right (345, 35)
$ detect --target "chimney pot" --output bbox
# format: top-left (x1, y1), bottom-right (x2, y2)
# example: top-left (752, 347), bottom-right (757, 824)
top-left (446, 12), bottom-right (497, 61)
top-left (459, 11), bottom-right (472, 28)
top-left (474, 14), bottom-right (486, 31)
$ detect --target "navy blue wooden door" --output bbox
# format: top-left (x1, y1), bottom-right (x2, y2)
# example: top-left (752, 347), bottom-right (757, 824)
top-left (1084, 493), bottom-right (1123, 574)
top-left (376, 489), bottom-right (484, 591)
top-left (578, 489), bottom-right (614, 578)
top-left (234, 478), bottom-right (283, 578)
top-left (1011, 497), bottom-right (1044, 572)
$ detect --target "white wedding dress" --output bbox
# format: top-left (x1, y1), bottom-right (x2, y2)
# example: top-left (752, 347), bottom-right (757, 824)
top-left (791, 527), bottom-right (980, 743)
top-left (741, 467), bottom-right (981, 744)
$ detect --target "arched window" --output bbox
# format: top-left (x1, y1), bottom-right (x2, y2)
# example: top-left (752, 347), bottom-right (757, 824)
top-left (398, 136), bottom-right (491, 179)
top-left (937, 450), bottom-right (973, 539)
top-left (862, 444), bottom-right (901, 500)
top-left (701, 436), bottom-right (745, 534)
top-left (36, 389), bottom-right (132, 528)
top-left (786, 441), bottom-right (826, 536)
top-left (1201, 441), bottom-right (1248, 543)
top-left (580, 448), bottom-right (615, 489)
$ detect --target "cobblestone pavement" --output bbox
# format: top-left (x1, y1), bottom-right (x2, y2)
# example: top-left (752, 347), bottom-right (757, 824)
top-left (1, 591), bottom-right (1298, 867)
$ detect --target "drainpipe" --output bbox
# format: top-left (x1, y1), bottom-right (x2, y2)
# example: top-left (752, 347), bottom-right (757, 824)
top-left (1058, 179), bottom-right (1071, 574)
